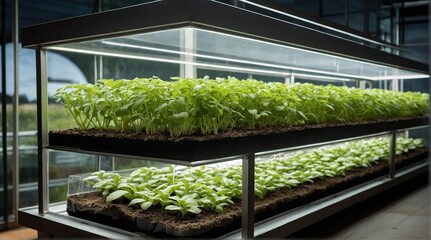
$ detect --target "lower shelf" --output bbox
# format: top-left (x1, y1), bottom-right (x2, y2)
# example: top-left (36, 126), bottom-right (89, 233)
top-left (18, 160), bottom-right (429, 239)
top-left (224, 160), bottom-right (429, 238)
top-left (18, 204), bottom-right (144, 238)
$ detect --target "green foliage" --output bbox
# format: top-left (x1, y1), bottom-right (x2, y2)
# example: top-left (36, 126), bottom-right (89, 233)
top-left (54, 77), bottom-right (429, 137)
top-left (85, 137), bottom-right (424, 217)
top-left (166, 193), bottom-right (202, 217)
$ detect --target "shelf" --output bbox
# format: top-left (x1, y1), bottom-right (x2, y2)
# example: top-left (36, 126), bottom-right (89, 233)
top-left (19, 159), bottom-right (429, 238)
top-left (18, 204), bottom-right (144, 239)
top-left (48, 117), bottom-right (428, 162)
top-left (223, 160), bottom-right (429, 238)
top-left (22, 0), bottom-right (428, 79)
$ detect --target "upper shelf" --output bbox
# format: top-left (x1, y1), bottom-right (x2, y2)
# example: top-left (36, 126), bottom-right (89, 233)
top-left (48, 117), bottom-right (428, 163)
top-left (21, 0), bottom-right (429, 81)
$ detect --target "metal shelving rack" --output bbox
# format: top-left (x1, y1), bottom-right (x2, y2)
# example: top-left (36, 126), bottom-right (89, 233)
top-left (18, 0), bottom-right (429, 238)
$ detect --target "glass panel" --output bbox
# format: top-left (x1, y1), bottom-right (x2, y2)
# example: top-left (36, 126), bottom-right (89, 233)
top-left (348, 0), bottom-right (364, 32)
top-left (46, 49), bottom-right (95, 204)
top-left (49, 28), bottom-right (429, 83)
top-left (48, 150), bottom-right (98, 204)
top-left (17, 0), bottom-right (95, 216)
top-left (0, 41), bottom-right (15, 227)
top-left (402, 22), bottom-right (429, 63)
top-left (17, 43), bottom-right (38, 210)
top-left (348, 13), bottom-right (364, 32)
top-left (394, 127), bottom-right (428, 171)
top-left (283, 0), bottom-right (320, 16)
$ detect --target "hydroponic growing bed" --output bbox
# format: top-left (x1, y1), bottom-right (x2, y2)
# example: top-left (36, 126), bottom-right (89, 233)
top-left (51, 77), bottom-right (429, 161)
top-left (66, 137), bottom-right (427, 237)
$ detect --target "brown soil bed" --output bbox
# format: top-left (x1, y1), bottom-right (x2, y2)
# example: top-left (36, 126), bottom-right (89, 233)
top-left (67, 148), bottom-right (428, 238)
top-left (52, 116), bottom-right (426, 142)
top-left (50, 116), bottom-right (428, 161)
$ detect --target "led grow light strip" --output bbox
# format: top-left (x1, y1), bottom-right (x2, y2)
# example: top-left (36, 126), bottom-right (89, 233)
top-left (49, 45), bottom-right (428, 81)
top-left (48, 46), bottom-right (296, 77)
top-left (370, 75), bottom-right (429, 81)
top-left (102, 40), bottom-right (352, 81)
top-left (194, 28), bottom-right (429, 80)
top-left (290, 73), bottom-right (350, 82)
top-left (50, 45), bottom-right (363, 80)
top-left (102, 40), bottom-right (429, 80)
top-left (101, 41), bottom-right (376, 80)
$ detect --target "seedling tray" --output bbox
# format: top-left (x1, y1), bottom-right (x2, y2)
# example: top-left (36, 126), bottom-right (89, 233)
top-left (65, 149), bottom-right (428, 237)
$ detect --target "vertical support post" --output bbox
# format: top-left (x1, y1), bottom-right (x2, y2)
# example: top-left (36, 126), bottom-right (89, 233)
top-left (111, 157), bottom-right (116, 171)
top-left (1, 0), bottom-right (8, 226)
top-left (242, 153), bottom-right (255, 239)
top-left (180, 28), bottom-right (196, 78)
top-left (12, 0), bottom-right (19, 224)
top-left (36, 48), bottom-right (48, 214)
top-left (393, 5), bottom-right (400, 55)
top-left (400, 79), bottom-right (404, 92)
top-left (285, 75), bottom-right (294, 85)
top-left (392, 79), bottom-right (399, 91)
top-left (97, 155), bottom-right (102, 171)
top-left (428, 2), bottom-right (431, 190)
top-left (93, 56), bottom-right (104, 83)
top-left (389, 131), bottom-right (397, 179)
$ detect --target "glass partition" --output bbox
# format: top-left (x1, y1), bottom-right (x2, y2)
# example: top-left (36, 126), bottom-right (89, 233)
top-left (48, 28), bottom-right (429, 82)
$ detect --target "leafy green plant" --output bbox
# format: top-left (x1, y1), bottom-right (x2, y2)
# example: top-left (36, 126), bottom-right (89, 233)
top-left (85, 171), bottom-right (123, 196)
top-left (128, 190), bottom-right (156, 210)
top-left (153, 185), bottom-right (179, 209)
top-left (166, 193), bottom-right (202, 217)
top-left (84, 137), bottom-right (425, 217)
top-left (199, 192), bottom-right (233, 213)
top-left (54, 77), bottom-right (429, 137)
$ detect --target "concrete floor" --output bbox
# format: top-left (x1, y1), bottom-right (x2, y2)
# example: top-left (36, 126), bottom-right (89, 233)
top-left (290, 173), bottom-right (430, 239)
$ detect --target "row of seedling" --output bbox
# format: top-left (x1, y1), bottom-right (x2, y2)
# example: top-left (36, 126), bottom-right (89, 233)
top-left (83, 137), bottom-right (424, 217)
top-left (54, 77), bottom-right (429, 137)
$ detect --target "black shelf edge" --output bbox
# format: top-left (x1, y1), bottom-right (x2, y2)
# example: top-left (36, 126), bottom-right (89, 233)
top-left (21, 0), bottom-right (428, 73)
top-left (48, 117), bottom-right (429, 162)
top-left (18, 208), bottom-right (142, 239)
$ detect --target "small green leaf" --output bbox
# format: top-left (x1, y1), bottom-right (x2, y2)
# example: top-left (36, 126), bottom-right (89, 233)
top-left (188, 206), bottom-right (202, 215)
top-left (165, 205), bottom-right (182, 211)
top-left (129, 198), bottom-right (145, 206)
top-left (106, 190), bottom-right (129, 203)
top-left (172, 112), bottom-right (189, 120)
top-left (141, 201), bottom-right (153, 210)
